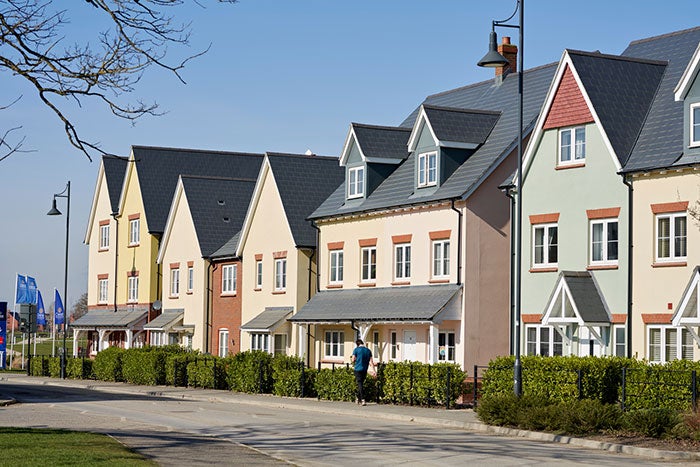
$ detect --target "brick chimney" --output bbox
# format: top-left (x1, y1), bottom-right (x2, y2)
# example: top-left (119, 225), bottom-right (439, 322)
top-left (496, 37), bottom-right (518, 77)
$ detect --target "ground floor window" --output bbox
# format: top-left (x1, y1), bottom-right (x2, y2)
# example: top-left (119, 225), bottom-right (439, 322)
top-left (324, 330), bottom-right (344, 358)
top-left (648, 326), bottom-right (693, 363)
top-left (614, 325), bottom-right (626, 357)
top-left (251, 333), bottom-right (270, 353)
top-left (526, 325), bottom-right (564, 356)
top-left (438, 331), bottom-right (455, 362)
top-left (390, 331), bottom-right (398, 360)
top-left (150, 331), bottom-right (166, 346)
top-left (372, 330), bottom-right (380, 362)
top-left (219, 329), bottom-right (229, 357)
top-left (274, 333), bottom-right (287, 355)
top-left (182, 334), bottom-right (193, 350)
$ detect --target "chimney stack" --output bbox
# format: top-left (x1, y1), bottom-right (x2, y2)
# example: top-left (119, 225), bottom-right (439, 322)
top-left (496, 37), bottom-right (518, 77)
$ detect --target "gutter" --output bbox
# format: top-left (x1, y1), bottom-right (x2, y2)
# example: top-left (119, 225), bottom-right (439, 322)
top-left (622, 174), bottom-right (633, 358)
top-left (205, 260), bottom-right (214, 354)
top-left (503, 185), bottom-right (516, 356)
top-left (450, 199), bottom-right (463, 286)
top-left (311, 221), bottom-right (321, 292)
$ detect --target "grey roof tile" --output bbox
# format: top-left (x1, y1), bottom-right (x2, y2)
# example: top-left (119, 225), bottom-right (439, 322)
top-left (72, 310), bottom-right (147, 328)
top-left (102, 156), bottom-right (128, 214)
top-left (209, 230), bottom-right (242, 259)
top-left (144, 309), bottom-right (184, 330)
top-left (241, 307), bottom-right (293, 331)
top-left (289, 284), bottom-right (461, 322)
top-left (352, 123), bottom-right (411, 162)
top-left (423, 105), bottom-right (500, 145)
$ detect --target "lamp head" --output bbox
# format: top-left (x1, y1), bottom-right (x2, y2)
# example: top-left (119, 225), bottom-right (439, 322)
top-left (477, 31), bottom-right (510, 68)
top-left (47, 198), bottom-right (62, 216)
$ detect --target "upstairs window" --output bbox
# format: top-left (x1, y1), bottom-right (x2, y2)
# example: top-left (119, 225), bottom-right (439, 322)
top-left (533, 223), bottom-right (558, 268)
top-left (98, 278), bottom-right (108, 304)
top-left (329, 250), bottom-right (343, 284)
top-left (275, 259), bottom-right (287, 291)
top-left (432, 240), bottom-right (450, 278)
top-left (99, 224), bottom-right (110, 250)
top-left (255, 260), bottom-right (263, 289)
top-left (691, 103), bottom-right (700, 147)
top-left (395, 244), bottom-right (411, 280)
top-left (559, 127), bottom-right (586, 165)
top-left (129, 218), bottom-right (140, 245)
top-left (170, 268), bottom-right (180, 297)
top-left (417, 151), bottom-right (438, 187)
top-left (187, 266), bottom-right (194, 292)
top-left (348, 166), bottom-right (365, 198)
top-left (222, 264), bottom-right (237, 294)
top-left (590, 219), bottom-right (618, 265)
top-left (656, 213), bottom-right (687, 262)
top-left (127, 276), bottom-right (139, 303)
top-left (361, 247), bottom-right (377, 282)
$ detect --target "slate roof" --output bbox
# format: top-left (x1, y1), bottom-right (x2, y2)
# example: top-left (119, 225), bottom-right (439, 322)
top-left (621, 27), bottom-right (700, 172)
top-left (131, 146), bottom-right (264, 235)
top-left (422, 105), bottom-right (501, 146)
top-left (289, 284), bottom-right (461, 322)
top-left (352, 123), bottom-right (411, 162)
top-left (311, 63), bottom-right (557, 219)
top-left (102, 156), bottom-right (128, 214)
top-left (266, 153), bottom-right (345, 248)
top-left (241, 307), bottom-right (293, 331)
top-left (566, 50), bottom-right (666, 167)
top-left (209, 231), bottom-right (242, 260)
top-left (144, 309), bottom-right (184, 330)
top-left (552, 271), bottom-right (610, 324)
top-left (72, 310), bottom-right (147, 328)
top-left (180, 176), bottom-right (256, 257)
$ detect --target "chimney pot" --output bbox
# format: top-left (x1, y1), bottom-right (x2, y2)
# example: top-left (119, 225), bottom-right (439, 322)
top-left (502, 36), bottom-right (511, 45)
top-left (496, 39), bottom-right (518, 78)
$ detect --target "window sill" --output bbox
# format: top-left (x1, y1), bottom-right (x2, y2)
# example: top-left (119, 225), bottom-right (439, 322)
top-left (220, 292), bottom-right (237, 297)
top-left (253, 287), bottom-right (262, 292)
top-left (98, 248), bottom-right (109, 253)
top-left (391, 281), bottom-right (411, 286)
top-left (168, 295), bottom-right (179, 299)
top-left (358, 282), bottom-right (376, 287)
top-left (272, 290), bottom-right (286, 295)
top-left (428, 278), bottom-right (450, 284)
top-left (652, 261), bottom-right (687, 268)
top-left (186, 291), bottom-right (193, 295)
top-left (320, 358), bottom-right (346, 364)
top-left (127, 243), bottom-right (140, 248)
top-left (587, 264), bottom-right (618, 271)
top-left (529, 267), bottom-right (558, 273)
top-left (555, 162), bottom-right (585, 170)
top-left (326, 284), bottom-right (343, 289)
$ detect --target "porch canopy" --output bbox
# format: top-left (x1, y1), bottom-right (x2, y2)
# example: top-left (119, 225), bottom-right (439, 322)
top-left (672, 266), bottom-right (700, 346)
top-left (541, 271), bottom-right (611, 345)
top-left (144, 309), bottom-right (184, 332)
top-left (71, 309), bottom-right (147, 355)
top-left (241, 307), bottom-right (293, 333)
top-left (289, 284), bottom-right (462, 340)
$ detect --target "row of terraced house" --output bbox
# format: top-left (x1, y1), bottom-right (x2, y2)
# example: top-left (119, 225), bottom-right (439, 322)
top-left (76, 27), bottom-right (700, 369)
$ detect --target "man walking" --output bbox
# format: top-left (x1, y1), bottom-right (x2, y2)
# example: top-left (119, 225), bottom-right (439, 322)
top-left (351, 339), bottom-right (374, 406)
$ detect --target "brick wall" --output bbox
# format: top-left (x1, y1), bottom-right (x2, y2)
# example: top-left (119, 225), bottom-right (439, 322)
top-left (211, 259), bottom-right (242, 356)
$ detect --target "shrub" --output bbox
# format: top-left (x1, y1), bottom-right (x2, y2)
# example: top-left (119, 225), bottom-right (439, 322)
top-left (622, 360), bottom-right (700, 411)
top-left (552, 399), bottom-right (622, 435)
top-left (93, 347), bottom-right (125, 381)
top-left (187, 357), bottom-right (226, 389)
top-left (166, 353), bottom-right (199, 387)
top-left (477, 393), bottom-right (548, 427)
top-left (225, 351), bottom-right (274, 394)
top-left (67, 357), bottom-right (94, 379)
top-left (315, 367), bottom-right (378, 402)
top-left (669, 411), bottom-right (700, 440)
top-left (48, 356), bottom-right (61, 378)
top-left (29, 356), bottom-right (49, 376)
top-left (271, 355), bottom-right (316, 397)
top-left (379, 362), bottom-right (465, 407)
top-left (623, 408), bottom-right (682, 438)
top-left (121, 347), bottom-right (167, 385)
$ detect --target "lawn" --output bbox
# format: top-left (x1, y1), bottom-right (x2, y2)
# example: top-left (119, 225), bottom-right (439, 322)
top-left (0, 427), bottom-right (156, 466)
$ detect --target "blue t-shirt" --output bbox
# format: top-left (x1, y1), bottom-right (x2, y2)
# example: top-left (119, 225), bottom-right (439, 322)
top-left (352, 346), bottom-right (372, 372)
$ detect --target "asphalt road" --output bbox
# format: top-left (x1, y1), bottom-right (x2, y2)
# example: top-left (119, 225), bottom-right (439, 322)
top-left (0, 379), bottom-right (688, 466)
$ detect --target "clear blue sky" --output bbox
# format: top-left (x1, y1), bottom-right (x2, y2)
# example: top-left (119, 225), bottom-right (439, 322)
top-left (0, 0), bottom-right (697, 310)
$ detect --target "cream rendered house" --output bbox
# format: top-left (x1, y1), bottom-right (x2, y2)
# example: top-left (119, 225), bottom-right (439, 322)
top-left (236, 153), bottom-right (344, 357)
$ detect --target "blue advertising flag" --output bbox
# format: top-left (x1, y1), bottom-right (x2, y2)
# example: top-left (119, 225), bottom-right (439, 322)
top-left (0, 302), bottom-right (7, 369)
top-left (36, 290), bottom-right (46, 327)
top-left (54, 289), bottom-right (65, 326)
top-left (26, 276), bottom-right (38, 304)
top-left (15, 274), bottom-right (29, 304)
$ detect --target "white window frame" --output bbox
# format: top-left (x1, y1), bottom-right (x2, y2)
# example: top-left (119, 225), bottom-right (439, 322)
top-left (372, 330), bottom-right (380, 362)
top-left (647, 325), bottom-right (693, 363)
top-left (274, 333), bottom-right (287, 355)
top-left (187, 266), bottom-right (194, 292)
top-left (558, 126), bottom-right (586, 165)
top-left (691, 102), bottom-right (700, 147)
top-left (255, 260), bottom-right (263, 289)
top-left (222, 264), bottom-right (237, 295)
top-left (390, 331), bottom-right (398, 360)
top-left (417, 151), bottom-right (438, 187)
top-left (613, 324), bottom-right (626, 358)
top-left (655, 212), bottom-right (687, 262)
top-left (251, 333), bottom-right (270, 353)
top-left (589, 218), bottom-right (619, 266)
top-left (170, 268), bottom-right (180, 297)
top-left (394, 243), bottom-right (411, 280)
top-left (525, 324), bottom-right (565, 357)
top-left (127, 276), bottom-right (138, 303)
top-left (275, 259), bottom-right (287, 291)
top-left (218, 329), bottom-right (229, 357)
top-left (432, 240), bottom-right (450, 278)
top-left (329, 250), bottom-right (343, 284)
top-left (348, 166), bottom-right (365, 199)
top-left (438, 331), bottom-right (455, 362)
top-left (98, 278), bottom-right (108, 304)
top-left (129, 218), bottom-right (140, 246)
top-left (361, 246), bottom-right (377, 283)
top-left (532, 223), bottom-right (558, 268)
top-left (324, 330), bottom-right (344, 358)
top-left (99, 224), bottom-right (110, 250)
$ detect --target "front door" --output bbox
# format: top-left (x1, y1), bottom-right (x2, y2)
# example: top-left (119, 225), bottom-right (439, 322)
top-left (403, 330), bottom-right (416, 361)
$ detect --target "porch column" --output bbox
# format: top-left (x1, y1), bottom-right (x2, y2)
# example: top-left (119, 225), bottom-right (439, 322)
top-left (99, 330), bottom-right (110, 350)
top-left (428, 324), bottom-right (439, 364)
top-left (297, 324), bottom-right (306, 362)
top-left (132, 330), bottom-right (145, 348)
top-left (72, 329), bottom-right (79, 357)
top-left (357, 323), bottom-right (372, 342)
top-left (125, 329), bottom-right (133, 349)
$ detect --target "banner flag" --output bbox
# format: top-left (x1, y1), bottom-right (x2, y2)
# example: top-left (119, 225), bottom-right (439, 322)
top-left (27, 276), bottom-right (38, 304)
top-left (54, 289), bottom-right (65, 326)
top-left (36, 291), bottom-right (46, 327)
top-left (0, 302), bottom-right (7, 369)
top-left (15, 275), bottom-right (29, 304)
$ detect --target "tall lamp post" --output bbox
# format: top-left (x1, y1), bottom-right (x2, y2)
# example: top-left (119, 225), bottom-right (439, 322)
top-left (47, 181), bottom-right (70, 379)
top-left (478, 0), bottom-right (524, 396)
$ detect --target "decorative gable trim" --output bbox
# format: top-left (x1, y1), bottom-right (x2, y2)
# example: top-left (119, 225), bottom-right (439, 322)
top-left (156, 177), bottom-right (186, 264)
top-left (651, 201), bottom-right (688, 214)
top-left (84, 160), bottom-right (107, 244)
top-left (543, 66), bottom-right (595, 129)
top-left (407, 107), bottom-right (439, 153)
top-left (672, 266), bottom-right (700, 326)
top-left (674, 42), bottom-right (700, 101)
top-left (339, 124), bottom-right (404, 166)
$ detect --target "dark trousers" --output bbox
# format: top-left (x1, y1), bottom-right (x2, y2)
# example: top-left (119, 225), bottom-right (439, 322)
top-left (354, 369), bottom-right (368, 401)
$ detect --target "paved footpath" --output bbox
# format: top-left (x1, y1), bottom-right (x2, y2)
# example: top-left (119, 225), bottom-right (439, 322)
top-left (1, 374), bottom-right (699, 464)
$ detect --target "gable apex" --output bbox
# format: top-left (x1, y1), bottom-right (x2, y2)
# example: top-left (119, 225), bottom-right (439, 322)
top-left (674, 42), bottom-right (700, 101)
top-left (543, 65), bottom-right (594, 129)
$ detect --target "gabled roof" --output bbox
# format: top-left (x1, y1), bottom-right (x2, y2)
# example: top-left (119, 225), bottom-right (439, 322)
top-left (340, 123), bottom-right (411, 165)
top-left (407, 105), bottom-right (500, 151)
top-left (103, 156), bottom-right (128, 214)
top-left (289, 284), bottom-right (461, 323)
top-left (674, 42), bottom-right (700, 101)
top-left (542, 271), bottom-right (611, 325)
top-left (621, 27), bottom-right (700, 172)
top-left (310, 63), bottom-right (557, 219)
top-left (122, 146), bottom-right (264, 235)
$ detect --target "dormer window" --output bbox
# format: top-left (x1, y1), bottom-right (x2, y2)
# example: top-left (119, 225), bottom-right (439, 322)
top-left (348, 166), bottom-right (364, 198)
top-left (418, 151), bottom-right (438, 187)
top-left (691, 103), bottom-right (700, 147)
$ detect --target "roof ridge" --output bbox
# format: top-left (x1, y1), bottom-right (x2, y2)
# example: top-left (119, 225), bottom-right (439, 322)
top-left (566, 48), bottom-right (668, 66)
top-left (351, 122), bottom-right (412, 132)
top-left (265, 152), bottom-right (338, 160)
top-left (179, 174), bottom-right (257, 182)
top-left (132, 145), bottom-right (264, 157)
top-left (628, 26), bottom-right (700, 46)
top-left (422, 104), bottom-right (501, 116)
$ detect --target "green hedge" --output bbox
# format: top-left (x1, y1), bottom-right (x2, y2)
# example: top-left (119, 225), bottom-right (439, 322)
top-left (166, 353), bottom-right (199, 387)
top-left (48, 356), bottom-right (61, 378)
top-left (67, 357), bottom-right (94, 379)
top-left (29, 356), bottom-right (49, 376)
top-left (187, 357), bottom-right (226, 389)
top-left (379, 362), bottom-right (465, 406)
top-left (271, 355), bottom-right (316, 397)
top-left (623, 359), bottom-right (700, 411)
top-left (225, 351), bottom-right (274, 393)
top-left (93, 347), bottom-right (125, 381)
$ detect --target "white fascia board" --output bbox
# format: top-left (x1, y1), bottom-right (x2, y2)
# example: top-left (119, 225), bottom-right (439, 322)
top-left (542, 278), bottom-right (584, 326)
top-left (438, 141), bottom-right (479, 150)
top-left (672, 269), bottom-right (700, 326)
top-left (235, 156), bottom-right (271, 258)
top-left (364, 157), bottom-right (404, 164)
top-left (156, 176), bottom-right (186, 265)
top-left (339, 125), bottom-right (363, 166)
top-left (407, 106), bottom-right (439, 152)
top-left (674, 42), bottom-right (700, 101)
top-left (84, 160), bottom-right (106, 244)
top-left (116, 148), bottom-right (136, 217)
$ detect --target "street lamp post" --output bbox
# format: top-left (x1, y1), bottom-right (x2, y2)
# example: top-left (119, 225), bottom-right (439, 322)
top-left (478, 0), bottom-right (524, 396)
top-left (47, 181), bottom-right (70, 379)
